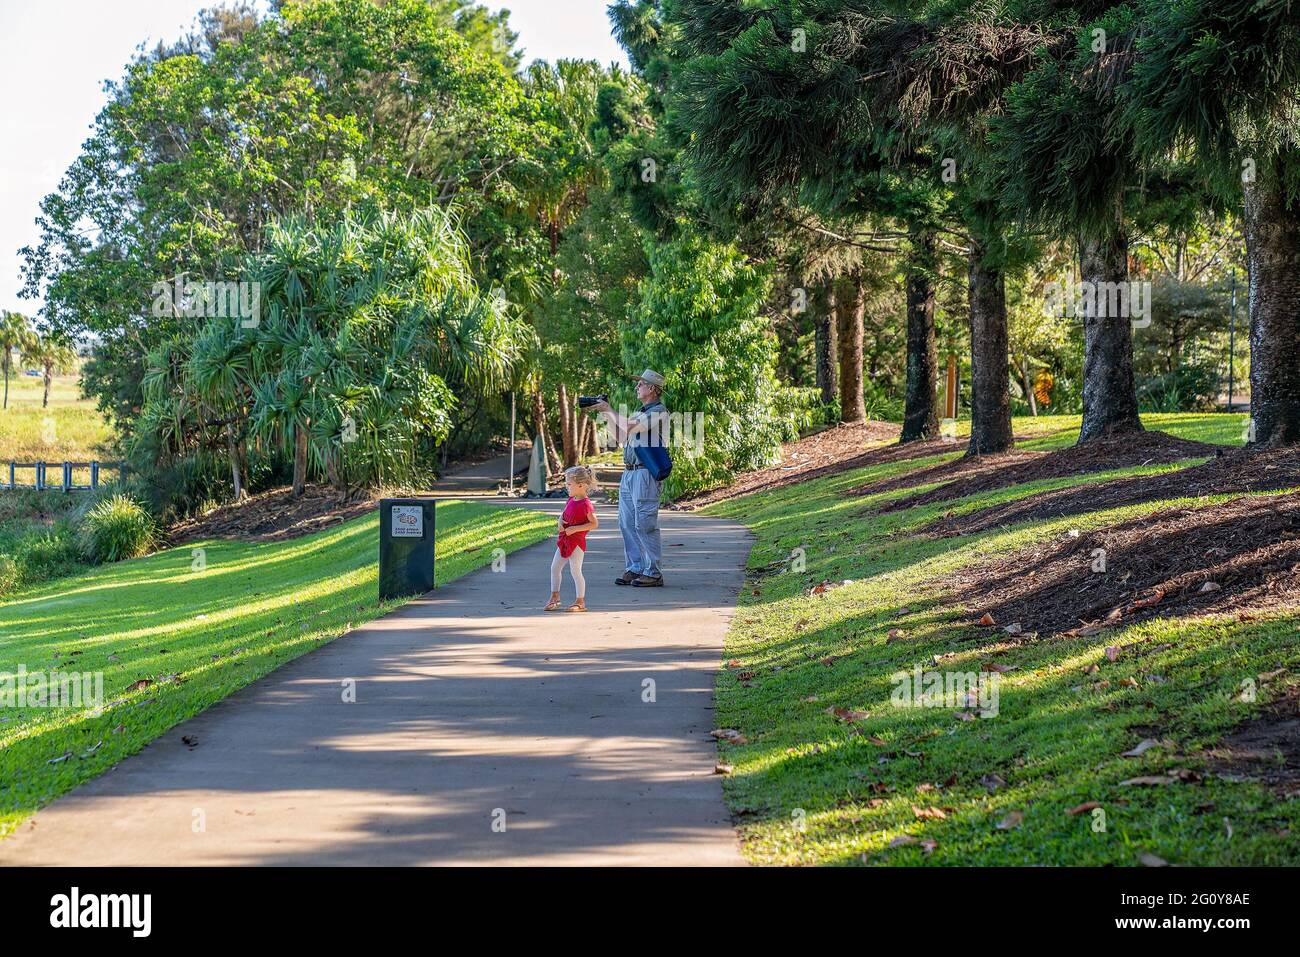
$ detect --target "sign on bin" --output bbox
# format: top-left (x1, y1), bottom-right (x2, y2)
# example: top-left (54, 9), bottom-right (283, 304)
top-left (391, 505), bottom-right (423, 537)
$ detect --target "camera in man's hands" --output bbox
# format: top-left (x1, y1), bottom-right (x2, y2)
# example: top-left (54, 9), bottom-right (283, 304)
top-left (577, 393), bottom-right (608, 409)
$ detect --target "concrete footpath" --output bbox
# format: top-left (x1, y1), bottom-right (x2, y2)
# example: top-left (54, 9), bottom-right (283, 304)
top-left (0, 500), bottom-right (752, 866)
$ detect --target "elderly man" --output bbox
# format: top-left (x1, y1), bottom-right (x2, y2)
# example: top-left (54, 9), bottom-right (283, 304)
top-left (593, 370), bottom-right (668, 587)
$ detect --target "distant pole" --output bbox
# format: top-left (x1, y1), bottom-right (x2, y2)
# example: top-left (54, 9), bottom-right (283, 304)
top-left (508, 391), bottom-right (516, 494)
top-left (1228, 269), bottom-right (1237, 410)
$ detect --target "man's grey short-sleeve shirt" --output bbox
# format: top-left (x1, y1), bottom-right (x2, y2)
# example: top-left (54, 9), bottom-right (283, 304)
top-left (623, 400), bottom-right (668, 466)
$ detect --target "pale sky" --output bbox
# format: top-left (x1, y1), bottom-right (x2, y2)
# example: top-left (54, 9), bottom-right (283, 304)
top-left (0, 0), bottom-right (629, 318)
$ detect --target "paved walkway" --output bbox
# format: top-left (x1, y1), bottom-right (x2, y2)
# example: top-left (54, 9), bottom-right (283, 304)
top-left (0, 501), bottom-right (751, 865)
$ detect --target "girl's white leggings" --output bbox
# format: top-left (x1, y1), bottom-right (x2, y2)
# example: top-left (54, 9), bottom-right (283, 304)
top-left (550, 546), bottom-right (586, 598)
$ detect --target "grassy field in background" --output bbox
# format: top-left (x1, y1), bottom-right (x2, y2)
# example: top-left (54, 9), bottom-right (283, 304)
top-left (0, 369), bottom-right (114, 463)
top-left (703, 412), bottom-right (1300, 866)
top-left (0, 499), bottom-right (554, 838)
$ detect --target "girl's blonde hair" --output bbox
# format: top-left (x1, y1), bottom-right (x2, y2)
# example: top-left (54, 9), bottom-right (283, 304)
top-left (564, 464), bottom-right (598, 490)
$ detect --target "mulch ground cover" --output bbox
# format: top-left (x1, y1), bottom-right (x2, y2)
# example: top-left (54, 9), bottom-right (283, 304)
top-left (858, 430), bottom-right (1219, 512)
top-left (674, 420), bottom-right (903, 510)
top-left (167, 485), bottom-right (376, 545)
top-left (923, 444), bottom-right (1300, 540)
top-left (949, 489), bottom-right (1300, 641)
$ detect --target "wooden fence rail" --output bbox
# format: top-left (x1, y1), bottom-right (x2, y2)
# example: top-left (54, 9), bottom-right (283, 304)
top-left (1, 462), bottom-right (125, 492)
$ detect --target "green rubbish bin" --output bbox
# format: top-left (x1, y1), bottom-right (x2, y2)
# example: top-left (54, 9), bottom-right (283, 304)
top-left (378, 498), bottom-right (436, 601)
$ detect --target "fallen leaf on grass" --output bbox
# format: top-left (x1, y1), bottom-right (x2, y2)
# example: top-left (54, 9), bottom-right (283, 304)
top-left (1064, 620), bottom-right (1111, 638)
top-left (982, 662), bottom-right (1017, 674)
top-left (920, 839), bottom-right (938, 855)
top-left (710, 728), bottom-right (748, 745)
top-left (977, 613), bottom-right (996, 626)
top-left (126, 679), bottom-right (153, 692)
top-left (1121, 739), bottom-right (1163, 758)
top-left (913, 805), bottom-right (947, 820)
top-left (713, 763), bottom-right (733, 775)
top-left (979, 773), bottom-right (1006, 792)
top-left (826, 706), bottom-right (870, 722)
top-left (997, 810), bottom-right (1024, 830)
top-left (1199, 581), bottom-right (1221, 593)
top-left (1105, 646), bottom-right (1121, 662)
top-left (1139, 852), bottom-right (1169, 867)
top-left (889, 835), bottom-right (918, 848)
top-left (1121, 776), bottom-right (1176, 787)
top-left (1067, 801), bottom-right (1103, 816)
top-left (1003, 622), bottom-right (1023, 635)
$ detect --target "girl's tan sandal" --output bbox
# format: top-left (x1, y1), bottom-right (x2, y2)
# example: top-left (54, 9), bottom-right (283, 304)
top-left (566, 600), bottom-right (587, 613)
top-left (543, 598), bottom-right (563, 611)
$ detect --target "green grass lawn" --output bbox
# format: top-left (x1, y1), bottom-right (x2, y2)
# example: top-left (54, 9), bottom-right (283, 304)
top-left (0, 499), bottom-right (553, 838)
top-left (0, 369), bottom-right (114, 463)
top-left (703, 412), bottom-right (1300, 866)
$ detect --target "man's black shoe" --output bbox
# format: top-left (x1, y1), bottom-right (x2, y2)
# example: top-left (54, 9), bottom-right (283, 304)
top-left (615, 571), bottom-right (637, 585)
top-left (631, 575), bottom-right (663, 587)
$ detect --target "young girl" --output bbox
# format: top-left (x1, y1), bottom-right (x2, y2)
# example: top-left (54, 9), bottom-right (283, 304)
top-left (545, 465), bottom-right (599, 612)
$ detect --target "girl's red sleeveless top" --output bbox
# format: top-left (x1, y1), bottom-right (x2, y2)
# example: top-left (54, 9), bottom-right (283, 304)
top-left (558, 497), bottom-right (595, 557)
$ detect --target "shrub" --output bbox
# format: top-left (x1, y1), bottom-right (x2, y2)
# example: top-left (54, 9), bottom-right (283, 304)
top-left (76, 494), bottom-right (155, 564)
top-left (1137, 363), bottom-right (1220, 413)
top-left (621, 229), bottom-right (785, 500)
top-left (0, 556), bottom-right (19, 596)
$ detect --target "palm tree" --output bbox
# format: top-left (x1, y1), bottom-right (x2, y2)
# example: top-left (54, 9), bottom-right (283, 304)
top-left (186, 319), bottom-right (255, 499)
top-left (20, 332), bottom-right (77, 408)
top-left (244, 207), bottom-right (523, 497)
top-left (0, 311), bottom-right (35, 409)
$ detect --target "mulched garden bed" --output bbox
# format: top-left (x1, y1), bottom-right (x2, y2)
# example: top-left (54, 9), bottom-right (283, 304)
top-left (1203, 682), bottom-right (1300, 796)
top-left (949, 490), bottom-right (1300, 640)
top-left (861, 430), bottom-right (1218, 512)
top-left (925, 445), bottom-right (1300, 540)
top-left (672, 419), bottom-right (900, 510)
top-left (167, 485), bottom-right (377, 545)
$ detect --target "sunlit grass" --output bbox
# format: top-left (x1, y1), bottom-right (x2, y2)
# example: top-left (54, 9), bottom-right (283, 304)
top-left (703, 412), bottom-right (1300, 866)
top-left (0, 371), bottom-right (113, 463)
top-left (0, 499), bottom-right (554, 837)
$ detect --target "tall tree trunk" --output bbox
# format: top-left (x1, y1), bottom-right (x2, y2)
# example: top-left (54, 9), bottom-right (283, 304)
top-left (835, 271), bottom-right (866, 422)
top-left (557, 382), bottom-right (577, 468)
top-left (1243, 171), bottom-right (1300, 446)
top-left (901, 228), bottom-right (940, 442)
top-left (226, 424), bottom-right (245, 500)
top-left (1077, 227), bottom-right (1143, 443)
top-left (2, 353), bottom-right (9, 410)
top-left (532, 389), bottom-right (561, 475)
top-left (814, 277), bottom-right (838, 406)
top-left (582, 413), bottom-right (599, 457)
top-left (43, 367), bottom-right (52, 408)
top-left (292, 420), bottom-right (309, 498)
top-left (967, 238), bottom-right (1014, 455)
top-left (1020, 360), bottom-right (1039, 417)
